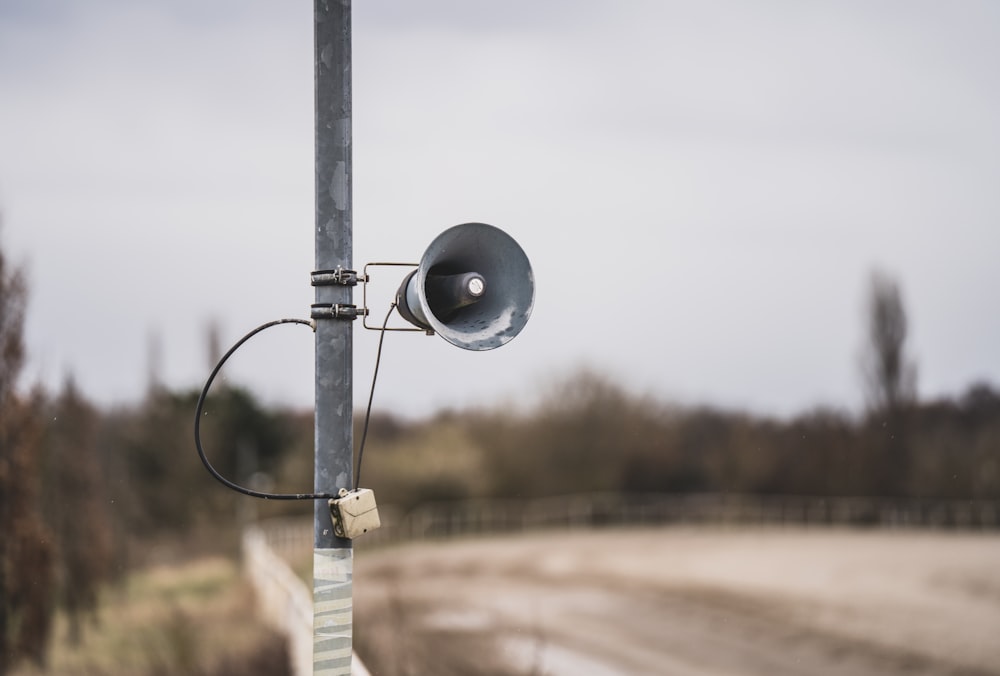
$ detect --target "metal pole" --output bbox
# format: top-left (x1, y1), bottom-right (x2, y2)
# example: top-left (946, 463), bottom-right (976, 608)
top-left (313, 1), bottom-right (353, 674)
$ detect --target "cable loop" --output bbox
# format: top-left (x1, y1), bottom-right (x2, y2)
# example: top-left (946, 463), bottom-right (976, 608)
top-left (195, 307), bottom-right (394, 500)
top-left (193, 318), bottom-right (335, 500)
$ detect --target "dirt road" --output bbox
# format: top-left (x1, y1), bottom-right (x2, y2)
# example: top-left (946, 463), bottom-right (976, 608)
top-left (353, 527), bottom-right (1000, 675)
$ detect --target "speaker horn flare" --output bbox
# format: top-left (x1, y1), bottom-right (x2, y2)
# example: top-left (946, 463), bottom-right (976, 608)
top-left (395, 223), bottom-right (534, 351)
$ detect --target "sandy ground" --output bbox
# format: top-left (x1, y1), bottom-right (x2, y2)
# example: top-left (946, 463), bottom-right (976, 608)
top-left (353, 527), bottom-right (1000, 676)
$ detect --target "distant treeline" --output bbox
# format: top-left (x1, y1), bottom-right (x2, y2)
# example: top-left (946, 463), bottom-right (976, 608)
top-left (8, 371), bottom-right (1000, 574)
top-left (360, 370), bottom-right (1000, 508)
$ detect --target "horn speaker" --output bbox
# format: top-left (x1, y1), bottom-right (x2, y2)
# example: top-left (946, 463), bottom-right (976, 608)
top-left (395, 222), bottom-right (534, 351)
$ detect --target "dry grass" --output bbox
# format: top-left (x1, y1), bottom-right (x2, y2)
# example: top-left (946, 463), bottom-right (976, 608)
top-left (12, 557), bottom-right (290, 676)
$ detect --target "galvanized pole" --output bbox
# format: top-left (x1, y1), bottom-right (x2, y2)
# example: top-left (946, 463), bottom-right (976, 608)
top-left (313, 1), bottom-right (353, 674)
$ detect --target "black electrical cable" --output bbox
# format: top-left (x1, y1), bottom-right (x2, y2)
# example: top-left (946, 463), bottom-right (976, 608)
top-left (354, 303), bottom-right (396, 490)
top-left (196, 309), bottom-right (396, 500)
top-left (194, 317), bottom-right (337, 500)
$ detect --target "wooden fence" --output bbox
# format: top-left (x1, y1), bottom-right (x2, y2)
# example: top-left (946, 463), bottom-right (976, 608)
top-left (361, 492), bottom-right (999, 545)
top-left (254, 492), bottom-right (1000, 558)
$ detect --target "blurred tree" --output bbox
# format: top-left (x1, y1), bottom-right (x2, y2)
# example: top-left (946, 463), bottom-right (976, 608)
top-left (773, 408), bottom-right (858, 496)
top-left (0, 227), bottom-right (55, 672)
top-left (102, 383), bottom-right (295, 539)
top-left (528, 371), bottom-right (636, 493)
top-left (41, 377), bottom-right (113, 645)
top-left (860, 270), bottom-right (917, 495)
top-left (362, 412), bottom-right (489, 508)
top-left (961, 383), bottom-right (1000, 500)
top-left (861, 270), bottom-right (917, 413)
top-left (905, 384), bottom-right (1000, 499)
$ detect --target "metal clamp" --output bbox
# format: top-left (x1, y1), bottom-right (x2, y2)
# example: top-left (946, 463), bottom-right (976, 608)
top-left (310, 303), bottom-right (367, 320)
top-left (311, 267), bottom-right (362, 287)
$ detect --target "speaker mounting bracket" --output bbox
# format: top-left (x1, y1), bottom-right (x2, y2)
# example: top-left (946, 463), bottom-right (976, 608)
top-left (361, 262), bottom-right (427, 332)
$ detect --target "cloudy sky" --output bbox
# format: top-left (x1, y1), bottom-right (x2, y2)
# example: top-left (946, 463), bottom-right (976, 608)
top-left (2, 0), bottom-right (998, 419)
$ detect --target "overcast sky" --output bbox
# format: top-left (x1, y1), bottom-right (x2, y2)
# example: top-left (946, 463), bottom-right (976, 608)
top-left (2, 0), bottom-right (998, 419)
